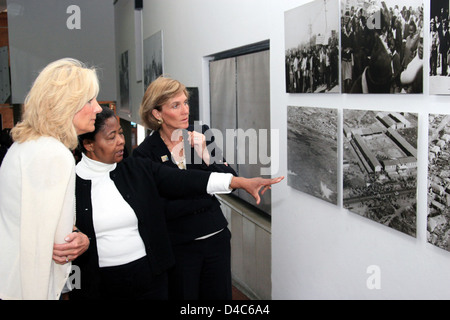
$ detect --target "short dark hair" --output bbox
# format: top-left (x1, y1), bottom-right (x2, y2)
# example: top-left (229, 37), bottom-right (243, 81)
top-left (78, 105), bottom-right (115, 153)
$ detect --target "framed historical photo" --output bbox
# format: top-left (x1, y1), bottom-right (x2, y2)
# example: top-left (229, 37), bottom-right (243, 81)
top-left (143, 30), bottom-right (164, 92)
top-left (340, 0), bottom-right (423, 94)
top-left (284, 0), bottom-right (340, 93)
top-left (288, 106), bottom-right (338, 205)
top-left (429, 0), bottom-right (450, 94)
top-left (343, 109), bottom-right (418, 236)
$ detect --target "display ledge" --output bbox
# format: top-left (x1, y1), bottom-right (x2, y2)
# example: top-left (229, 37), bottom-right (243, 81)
top-left (216, 194), bottom-right (271, 234)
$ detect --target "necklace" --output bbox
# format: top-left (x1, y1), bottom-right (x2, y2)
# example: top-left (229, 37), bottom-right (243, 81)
top-left (160, 131), bottom-right (186, 170)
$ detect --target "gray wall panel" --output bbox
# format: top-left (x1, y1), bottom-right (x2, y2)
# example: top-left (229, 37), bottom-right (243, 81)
top-left (7, 0), bottom-right (116, 104)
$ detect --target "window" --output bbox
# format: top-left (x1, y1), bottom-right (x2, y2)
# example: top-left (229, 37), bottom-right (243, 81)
top-left (209, 42), bottom-right (272, 215)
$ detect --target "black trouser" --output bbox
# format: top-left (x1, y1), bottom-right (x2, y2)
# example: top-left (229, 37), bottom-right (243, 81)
top-left (168, 228), bottom-right (232, 300)
top-left (441, 52), bottom-right (448, 75)
top-left (99, 256), bottom-right (168, 300)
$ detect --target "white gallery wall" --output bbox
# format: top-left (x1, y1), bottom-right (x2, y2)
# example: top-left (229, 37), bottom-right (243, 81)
top-left (116, 0), bottom-right (450, 299)
top-left (272, 0), bottom-right (450, 300)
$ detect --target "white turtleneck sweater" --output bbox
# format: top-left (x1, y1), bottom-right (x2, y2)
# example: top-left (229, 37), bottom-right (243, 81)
top-left (76, 154), bottom-right (233, 268)
top-left (76, 154), bottom-right (146, 267)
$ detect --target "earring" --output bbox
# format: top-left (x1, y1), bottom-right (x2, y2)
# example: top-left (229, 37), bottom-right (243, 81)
top-left (157, 118), bottom-right (163, 125)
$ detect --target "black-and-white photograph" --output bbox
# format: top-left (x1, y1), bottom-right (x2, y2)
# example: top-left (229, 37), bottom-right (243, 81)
top-left (288, 106), bottom-right (338, 205)
top-left (284, 0), bottom-right (340, 93)
top-left (343, 109), bottom-right (418, 237)
top-left (143, 30), bottom-right (163, 92)
top-left (428, 114), bottom-right (450, 250)
top-left (430, 1), bottom-right (450, 94)
top-left (118, 50), bottom-right (130, 114)
top-left (341, 0), bottom-right (423, 93)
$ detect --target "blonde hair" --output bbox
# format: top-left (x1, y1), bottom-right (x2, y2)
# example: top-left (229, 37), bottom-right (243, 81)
top-left (11, 58), bottom-right (100, 150)
top-left (140, 76), bottom-right (189, 131)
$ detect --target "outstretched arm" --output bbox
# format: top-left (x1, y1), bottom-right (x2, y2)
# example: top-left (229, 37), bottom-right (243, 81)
top-left (230, 176), bottom-right (284, 205)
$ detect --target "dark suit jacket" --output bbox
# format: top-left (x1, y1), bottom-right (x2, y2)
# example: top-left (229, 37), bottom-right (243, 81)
top-left (391, 51), bottom-right (401, 87)
top-left (439, 27), bottom-right (450, 55)
top-left (133, 124), bottom-right (237, 245)
top-left (70, 157), bottom-right (211, 299)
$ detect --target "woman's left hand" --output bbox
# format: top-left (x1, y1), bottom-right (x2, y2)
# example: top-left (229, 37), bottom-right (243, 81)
top-left (188, 131), bottom-right (210, 165)
top-left (53, 231), bottom-right (90, 265)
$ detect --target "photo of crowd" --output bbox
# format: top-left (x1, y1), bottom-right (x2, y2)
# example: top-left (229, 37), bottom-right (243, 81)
top-left (341, 0), bottom-right (423, 94)
top-left (429, 0), bottom-right (450, 95)
top-left (285, 0), bottom-right (340, 93)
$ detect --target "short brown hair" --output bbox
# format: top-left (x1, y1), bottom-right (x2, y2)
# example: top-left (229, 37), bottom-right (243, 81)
top-left (140, 76), bottom-right (189, 130)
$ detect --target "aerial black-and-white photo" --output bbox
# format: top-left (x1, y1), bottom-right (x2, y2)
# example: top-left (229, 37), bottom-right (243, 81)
top-left (287, 106), bottom-right (338, 205)
top-left (119, 50), bottom-right (130, 114)
top-left (341, 0), bottom-right (423, 93)
top-left (284, 0), bottom-right (340, 93)
top-left (428, 114), bottom-right (450, 250)
top-left (343, 109), bottom-right (418, 236)
top-left (429, 0), bottom-right (450, 94)
top-left (143, 30), bottom-right (163, 92)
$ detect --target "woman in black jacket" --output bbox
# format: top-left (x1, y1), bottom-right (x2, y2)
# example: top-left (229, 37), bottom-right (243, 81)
top-left (70, 106), bottom-right (282, 299)
top-left (134, 76), bottom-right (239, 300)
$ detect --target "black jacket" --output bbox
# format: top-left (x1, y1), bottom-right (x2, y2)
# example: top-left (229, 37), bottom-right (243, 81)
top-left (70, 157), bottom-right (211, 299)
top-left (133, 124), bottom-right (237, 245)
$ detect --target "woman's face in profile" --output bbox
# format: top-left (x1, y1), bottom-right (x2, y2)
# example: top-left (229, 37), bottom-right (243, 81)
top-left (155, 92), bottom-right (190, 131)
top-left (86, 116), bottom-right (125, 164)
top-left (73, 98), bottom-right (102, 135)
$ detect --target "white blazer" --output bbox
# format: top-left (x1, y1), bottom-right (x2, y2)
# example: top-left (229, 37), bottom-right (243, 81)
top-left (0, 136), bottom-right (75, 300)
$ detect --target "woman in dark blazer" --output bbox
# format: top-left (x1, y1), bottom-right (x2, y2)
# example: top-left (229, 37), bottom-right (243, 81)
top-left (133, 76), bottom-right (238, 300)
top-left (70, 106), bottom-right (282, 300)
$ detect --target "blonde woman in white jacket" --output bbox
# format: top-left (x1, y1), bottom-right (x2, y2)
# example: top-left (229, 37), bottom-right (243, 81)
top-left (0, 58), bottom-right (101, 300)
